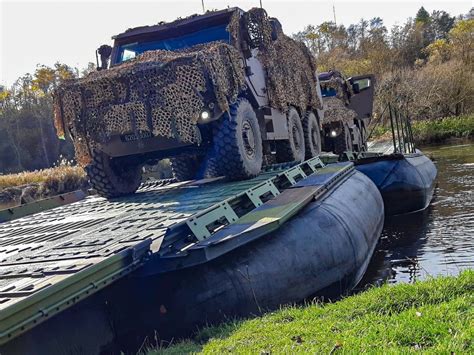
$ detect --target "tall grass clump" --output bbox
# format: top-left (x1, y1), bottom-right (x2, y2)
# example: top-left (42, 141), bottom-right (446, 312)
top-left (0, 160), bottom-right (88, 208)
top-left (0, 163), bottom-right (87, 190)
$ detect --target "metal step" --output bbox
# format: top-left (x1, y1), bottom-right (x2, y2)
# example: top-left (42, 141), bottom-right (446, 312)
top-left (0, 190), bottom-right (88, 223)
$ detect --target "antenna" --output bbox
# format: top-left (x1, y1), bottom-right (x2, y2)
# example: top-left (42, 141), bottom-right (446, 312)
top-left (333, 4), bottom-right (337, 25)
top-left (260, 0), bottom-right (263, 8)
top-left (201, 0), bottom-right (205, 13)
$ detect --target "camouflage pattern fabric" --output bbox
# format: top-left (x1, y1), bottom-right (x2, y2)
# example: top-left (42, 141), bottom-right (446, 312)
top-left (319, 73), bottom-right (353, 105)
top-left (54, 42), bottom-right (245, 165)
top-left (242, 8), bottom-right (323, 113)
top-left (321, 97), bottom-right (357, 124)
top-left (319, 72), bottom-right (356, 124)
top-left (54, 7), bottom-right (325, 166)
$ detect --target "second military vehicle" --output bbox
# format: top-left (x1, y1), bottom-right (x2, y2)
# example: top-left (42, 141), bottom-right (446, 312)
top-left (54, 7), bottom-right (374, 197)
top-left (319, 70), bottom-right (375, 154)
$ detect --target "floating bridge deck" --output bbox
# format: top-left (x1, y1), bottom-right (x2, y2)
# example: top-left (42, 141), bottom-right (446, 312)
top-left (0, 157), bottom-right (355, 345)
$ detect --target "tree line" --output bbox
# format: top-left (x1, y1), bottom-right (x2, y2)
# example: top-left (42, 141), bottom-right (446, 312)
top-left (0, 63), bottom-right (95, 173)
top-left (295, 7), bottom-right (474, 119)
top-left (0, 7), bottom-right (473, 174)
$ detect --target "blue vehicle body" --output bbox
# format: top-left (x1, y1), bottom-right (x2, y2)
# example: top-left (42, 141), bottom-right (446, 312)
top-left (117, 24), bottom-right (230, 62)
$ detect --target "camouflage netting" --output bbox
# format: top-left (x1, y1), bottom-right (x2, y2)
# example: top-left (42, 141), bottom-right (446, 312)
top-left (241, 8), bottom-right (323, 113)
top-left (319, 73), bottom-right (353, 105)
top-left (319, 72), bottom-right (356, 124)
top-left (228, 10), bottom-right (242, 49)
top-left (321, 97), bottom-right (357, 124)
top-left (54, 42), bottom-right (245, 166)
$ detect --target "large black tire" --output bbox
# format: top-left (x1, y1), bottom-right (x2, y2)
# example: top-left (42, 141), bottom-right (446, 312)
top-left (334, 122), bottom-right (353, 154)
top-left (302, 111), bottom-right (322, 158)
top-left (170, 155), bottom-right (205, 181)
top-left (85, 151), bottom-right (142, 198)
top-left (276, 107), bottom-right (305, 163)
top-left (360, 122), bottom-right (368, 151)
top-left (207, 98), bottom-right (263, 180)
top-left (350, 125), bottom-right (365, 153)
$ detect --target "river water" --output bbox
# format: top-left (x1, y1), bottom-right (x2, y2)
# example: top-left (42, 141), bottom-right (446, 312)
top-left (359, 142), bottom-right (474, 286)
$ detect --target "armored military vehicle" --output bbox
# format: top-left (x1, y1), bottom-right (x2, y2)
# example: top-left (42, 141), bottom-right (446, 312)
top-left (319, 70), bottom-right (375, 154)
top-left (53, 7), bottom-right (372, 198)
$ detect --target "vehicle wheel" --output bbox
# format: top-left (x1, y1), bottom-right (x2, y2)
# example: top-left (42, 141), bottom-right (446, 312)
top-left (276, 107), bottom-right (305, 163)
top-left (303, 111), bottom-right (322, 158)
top-left (208, 98), bottom-right (263, 180)
top-left (360, 123), bottom-right (368, 151)
top-left (350, 125), bottom-right (361, 152)
top-left (170, 155), bottom-right (205, 181)
top-left (334, 123), bottom-right (353, 154)
top-left (85, 150), bottom-right (143, 198)
top-left (351, 124), bottom-right (367, 153)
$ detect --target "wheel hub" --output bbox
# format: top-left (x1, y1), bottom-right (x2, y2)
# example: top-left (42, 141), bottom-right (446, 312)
top-left (242, 120), bottom-right (256, 159)
top-left (311, 122), bottom-right (319, 150)
top-left (292, 124), bottom-right (302, 153)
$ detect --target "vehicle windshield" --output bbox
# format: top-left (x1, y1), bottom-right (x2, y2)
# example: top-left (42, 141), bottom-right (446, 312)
top-left (117, 24), bottom-right (230, 62)
top-left (321, 87), bottom-right (337, 98)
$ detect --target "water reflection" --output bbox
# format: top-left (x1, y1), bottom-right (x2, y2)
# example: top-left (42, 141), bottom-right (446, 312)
top-left (359, 142), bottom-right (474, 286)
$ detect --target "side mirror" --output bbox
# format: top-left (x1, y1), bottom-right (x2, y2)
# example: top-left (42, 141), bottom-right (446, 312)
top-left (96, 45), bottom-right (113, 71)
top-left (351, 77), bottom-right (372, 93)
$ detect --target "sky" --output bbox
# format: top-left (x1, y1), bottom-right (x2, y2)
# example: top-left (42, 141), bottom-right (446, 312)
top-left (0, 0), bottom-right (471, 86)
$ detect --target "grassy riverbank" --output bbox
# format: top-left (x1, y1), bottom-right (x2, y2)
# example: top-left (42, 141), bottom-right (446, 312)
top-left (371, 114), bottom-right (474, 145)
top-left (151, 270), bottom-right (473, 354)
top-left (0, 165), bottom-right (86, 189)
top-left (0, 165), bottom-right (87, 208)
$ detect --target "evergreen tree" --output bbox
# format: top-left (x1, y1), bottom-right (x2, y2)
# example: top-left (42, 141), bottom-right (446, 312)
top-left (416, 7), bottom-right (431, 25)
top-left (430, 10), bottom-right (455, 40)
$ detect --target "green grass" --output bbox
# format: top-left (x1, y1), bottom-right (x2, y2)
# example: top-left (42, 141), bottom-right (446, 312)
top-left (150, 270), bottom-right (474, 354)
top-left (370, 114), bottom-right (474, 144)
top-left (412, 114), bottom-right (474, 144)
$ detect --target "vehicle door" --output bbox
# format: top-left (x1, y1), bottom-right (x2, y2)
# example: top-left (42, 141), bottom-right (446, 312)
top-left (347, 75), bottom-right (375, 120)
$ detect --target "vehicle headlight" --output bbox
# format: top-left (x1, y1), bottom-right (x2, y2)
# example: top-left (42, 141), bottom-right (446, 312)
top-left (200, 110), bottom-right (211, 120)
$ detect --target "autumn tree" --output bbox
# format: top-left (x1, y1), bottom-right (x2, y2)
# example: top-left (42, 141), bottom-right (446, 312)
top-left (449, 19), bottom-right (474, 64)
top-left (0, 63), bottom-right (82, 173)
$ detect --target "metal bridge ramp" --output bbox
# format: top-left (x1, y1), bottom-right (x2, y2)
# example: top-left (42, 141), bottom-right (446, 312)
top-left (0, 158), bottom-right (353, 344)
